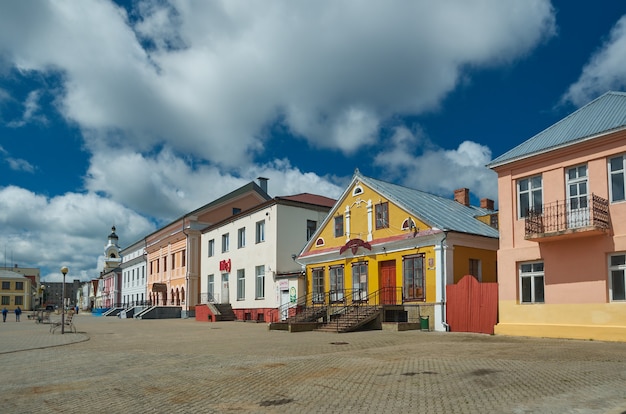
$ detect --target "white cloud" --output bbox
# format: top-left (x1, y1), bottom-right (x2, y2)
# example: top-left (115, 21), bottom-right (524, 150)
top-left (0, 186), bottom-right (155, 281)
top-left (0, 144), bottom-right (36, 173)
top-left (563, 14), bottom-right (626, 106)
top-left (7, 90), bottom-right (48, 128)
top-left (374, 126), bottom-right (497, 203)
top-left (0, 0), bottom-right (555, 165)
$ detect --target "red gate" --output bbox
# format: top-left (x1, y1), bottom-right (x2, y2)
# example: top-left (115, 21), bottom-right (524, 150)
top-left (446, 275), bottom-right (498, 334)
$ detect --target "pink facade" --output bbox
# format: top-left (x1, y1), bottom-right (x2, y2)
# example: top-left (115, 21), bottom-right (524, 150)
top-left (491, 94), bottom-right (626, 341)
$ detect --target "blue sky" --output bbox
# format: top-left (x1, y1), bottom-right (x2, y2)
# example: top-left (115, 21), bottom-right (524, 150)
top-left (1, 0), bottom-right (626, 282)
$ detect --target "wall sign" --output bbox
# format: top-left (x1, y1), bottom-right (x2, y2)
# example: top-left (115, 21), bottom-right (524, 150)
top-left (219, 259), bottom-right (231, 273)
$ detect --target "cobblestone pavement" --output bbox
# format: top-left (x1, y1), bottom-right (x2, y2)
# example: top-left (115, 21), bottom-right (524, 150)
top-left (1, 314), bottom-right (626, 414)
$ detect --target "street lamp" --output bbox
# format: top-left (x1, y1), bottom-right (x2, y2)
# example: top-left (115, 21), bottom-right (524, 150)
top-left (60, 266), bottom-right (68, 334)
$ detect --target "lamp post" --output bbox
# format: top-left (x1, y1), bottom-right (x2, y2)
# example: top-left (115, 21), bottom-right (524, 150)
top-left (60, 266), bottom-right (68, 334)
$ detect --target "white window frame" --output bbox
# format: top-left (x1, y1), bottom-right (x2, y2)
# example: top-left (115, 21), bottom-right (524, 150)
top-left (208, 239), bottom-right (214, 257)
top-left (255, 265), bottom-right (265, 299)
top-left (609, 154), bottom-right (626, 203)
top-left (517, 175), bottom-right (543, 219)
top-left (256, 220), bottom-right (265, 243)
top-left (237, 227), bottom-right (246, 249)
top-left (237, 269), bottom-right (245, 301)
top-left (222, 233), bottom-right (229, 253)
top-left (519, 261), bottom-right (545, 304)
top-left (609, 253), bottom-right (626, 301)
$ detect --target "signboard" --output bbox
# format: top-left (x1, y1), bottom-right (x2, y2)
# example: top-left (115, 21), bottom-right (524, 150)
top-left (219, 259), bottom-right (232, 273)
top-left (278, 279), bottom-right (289, 290)
top-left (152, 283), bottom-right (167, 293)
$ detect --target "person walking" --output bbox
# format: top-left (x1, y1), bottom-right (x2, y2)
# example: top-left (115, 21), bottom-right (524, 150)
top-left (1, 307), bottom-right (7, 322)
top-left (15, 306), bottom-right (21, 322)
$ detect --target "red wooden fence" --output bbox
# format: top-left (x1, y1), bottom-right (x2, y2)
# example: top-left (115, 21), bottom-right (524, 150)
top-left (446, 275), bottom-right (498, 334)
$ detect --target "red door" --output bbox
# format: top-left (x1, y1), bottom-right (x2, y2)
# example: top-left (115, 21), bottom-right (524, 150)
top-left (380, 261), bottom-right (396, 305)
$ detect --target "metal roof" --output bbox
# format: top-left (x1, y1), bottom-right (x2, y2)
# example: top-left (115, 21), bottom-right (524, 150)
top-left (488, 91), bottom-right (626, 168)
top-left (357, 173), bottom-right (499, 239)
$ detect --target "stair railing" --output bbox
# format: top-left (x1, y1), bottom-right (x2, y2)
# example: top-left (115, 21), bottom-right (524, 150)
top-left (328, 287), bottom-right (402, 332)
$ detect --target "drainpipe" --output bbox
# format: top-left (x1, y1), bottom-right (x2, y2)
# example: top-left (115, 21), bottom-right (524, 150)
top-left (440, 230), bottom-right (450, 332)
top-left (182, 215), bottom-right (189, 319)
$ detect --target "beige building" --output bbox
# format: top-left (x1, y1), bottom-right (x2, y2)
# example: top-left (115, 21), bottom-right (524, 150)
top-left (0, 269), bottom-right (33, 311)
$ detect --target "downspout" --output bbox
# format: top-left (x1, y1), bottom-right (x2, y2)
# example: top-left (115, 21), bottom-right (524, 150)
top-left (440, 230), bottom-right (450, 332)
top-left (182, 215), bottom-right (189, 319)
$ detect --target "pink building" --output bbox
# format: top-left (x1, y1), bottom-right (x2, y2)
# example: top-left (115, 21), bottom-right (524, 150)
top-left (488, 91), bottom-right (626, 341)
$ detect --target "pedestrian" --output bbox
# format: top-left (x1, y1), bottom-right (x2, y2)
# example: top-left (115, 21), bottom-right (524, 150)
top-left (1, 307), bottom-right (7, 322)
top-left (15, 306), bottom-right (21, 322)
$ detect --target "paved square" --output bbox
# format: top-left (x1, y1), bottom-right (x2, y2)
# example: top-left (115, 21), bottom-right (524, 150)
top-left (1, 314), bottom-right (625, 413)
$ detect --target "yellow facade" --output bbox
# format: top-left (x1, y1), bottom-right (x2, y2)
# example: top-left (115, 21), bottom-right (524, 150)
top-left (300, 176), bottom-right (499, 327)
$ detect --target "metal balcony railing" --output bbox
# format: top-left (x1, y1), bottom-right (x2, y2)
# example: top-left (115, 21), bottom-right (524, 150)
top-left (525, 194), bottom-right (610, 238)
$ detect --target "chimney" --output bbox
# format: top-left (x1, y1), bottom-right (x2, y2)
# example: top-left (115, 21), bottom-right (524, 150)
top-left (480, 198), bottom-right (495, 210)
top-left (257, 177), bottom-right (269, 194)
top-left (454, 188), bottom-right (470, 207)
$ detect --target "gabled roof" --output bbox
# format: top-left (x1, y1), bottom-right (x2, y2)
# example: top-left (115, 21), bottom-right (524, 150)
top-left (275, 193), bottom-right (336, 208)
top-left (0, 270), bottom-right (27, 279)
top-left (301, 171), bottom-right (498, 256)
top-left (488, 91), bottom-right (626, 168)
top-left (359, 174), bottom-right (498, 238)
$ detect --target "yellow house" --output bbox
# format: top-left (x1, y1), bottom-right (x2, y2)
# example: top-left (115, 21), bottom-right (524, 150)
top-left (296, 170), bottom-right (499, 332)
top-left (0, 270), bottom-right (33, 311)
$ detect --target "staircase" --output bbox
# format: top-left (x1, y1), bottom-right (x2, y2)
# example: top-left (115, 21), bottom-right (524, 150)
top-left (286, 306), bottom-right (327, 323)
top-left (211, 303), bottom-right (236, 321)
top-left (317, 306), bottom-right (381, 333)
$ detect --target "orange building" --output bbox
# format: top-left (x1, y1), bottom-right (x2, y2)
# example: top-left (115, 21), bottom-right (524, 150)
top-left (488, 91), bottom-right (626, 341)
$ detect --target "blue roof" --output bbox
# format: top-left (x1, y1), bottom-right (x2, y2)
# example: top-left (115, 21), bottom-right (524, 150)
top-left (488, 91), bottom-right (626, 168)
top-left (356, 172), bottom-right (499, 239)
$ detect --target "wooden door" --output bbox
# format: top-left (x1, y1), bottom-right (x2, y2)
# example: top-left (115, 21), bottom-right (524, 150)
top-left (380, 261), bottom-right (396, 305)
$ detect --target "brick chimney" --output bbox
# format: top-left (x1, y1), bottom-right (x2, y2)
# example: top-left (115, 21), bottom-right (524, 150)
top-left (454, 188), bottom-right (470, 207)
top-left (480, 198), bottom-right (495, 210)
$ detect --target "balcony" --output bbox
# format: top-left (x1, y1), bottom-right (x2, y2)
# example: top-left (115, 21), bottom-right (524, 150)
top-left (525, 194), bottom-right (610, 241)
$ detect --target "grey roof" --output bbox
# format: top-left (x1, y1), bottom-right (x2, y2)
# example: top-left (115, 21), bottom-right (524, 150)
top-left (0, 270), bottom-right (27, 279)
top-left (357, 173), bottom-right (499, 239)
top-left (488, 91), bottom-right (626, 168)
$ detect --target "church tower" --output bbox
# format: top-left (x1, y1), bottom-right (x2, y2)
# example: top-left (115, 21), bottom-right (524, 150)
top-left (103, 226), bottom-right (122, 273)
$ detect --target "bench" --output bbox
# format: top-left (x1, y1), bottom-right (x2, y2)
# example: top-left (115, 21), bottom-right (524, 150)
top-left (50, 311), bottom-right (76, 334)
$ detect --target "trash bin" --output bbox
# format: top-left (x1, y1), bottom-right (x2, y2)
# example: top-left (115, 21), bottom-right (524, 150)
top-left (420, 316), bottom-right (429, 331)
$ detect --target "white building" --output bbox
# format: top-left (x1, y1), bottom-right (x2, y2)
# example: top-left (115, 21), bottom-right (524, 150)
top-left (120, 238), bottom-right (148, 308)
top-left (200, 194), bottom-right (335, 322)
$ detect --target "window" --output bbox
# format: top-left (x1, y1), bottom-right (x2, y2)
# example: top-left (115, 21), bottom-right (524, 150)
top-left (15, 296), bottom-right (22, 305)
top-left (207, 274), bottom-right (215, 301)
top-left (520, 262), bottom-right (545, 303)
top-left (518, 176), bottom-right (543, 218)
top-left (469, 259), bottom-right (481, 281)
top-left (232, 207), bottom-right (241, 215)
top-left (237, 269), bottom-right (245, 300)
top-left (312, 268), bottom-right (325, 303)
top-left (334, 215), bottom-right (344, 238)
top-left (375, 202), bottom-right (389, 229)
top-left (306, 220), bottom-right (317, 241)
top-left (171, 253), bottom-right (175, 270)
top-left (15, 281), bottom-right (23, 291)
top-left (609, 254), bottom-right (626, 301)
top-left (238, 227), bottom-right (246, 249)
top-left (222, 233), bottom-right (230, 253)
top-left (609, 155), bottom-right (626, 202)
top-left (352, 262), bottom-right (368, 301)
top-left (403, 255), bottom-right (424, 300)
top-left (255, 265), bottom-right (265, 299)
top-left (329, 265), bottom-right (344, 302)
top-left (1, 296), bottom-right (8, 305)
top-left (256, 220), bottom-right (265, 243)
top-left (2, 281), bottom-right (9, 290)
top-left (163, 256), bottom-right (167, 272)
top-left (182, 250), bottom-right (186, 267)
top-left (208, 239), bottom-right (215, 257)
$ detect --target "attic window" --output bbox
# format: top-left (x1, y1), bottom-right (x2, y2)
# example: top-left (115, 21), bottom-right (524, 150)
top-left (352, 184), bottom-right (364, 196)
top-left (401, 218), bottom-right (415, 231)
top-left (315, 237), bottom-right (325, 247)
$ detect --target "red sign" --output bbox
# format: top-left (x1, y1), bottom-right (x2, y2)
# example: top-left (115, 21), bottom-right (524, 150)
top-left (339, 239), bottom-right (372, 255)
top-left (219, 259), bottom-right (232, 272)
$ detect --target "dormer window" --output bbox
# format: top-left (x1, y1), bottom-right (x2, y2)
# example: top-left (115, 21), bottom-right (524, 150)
top-left (352, 184), bottom-right (364, 196)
